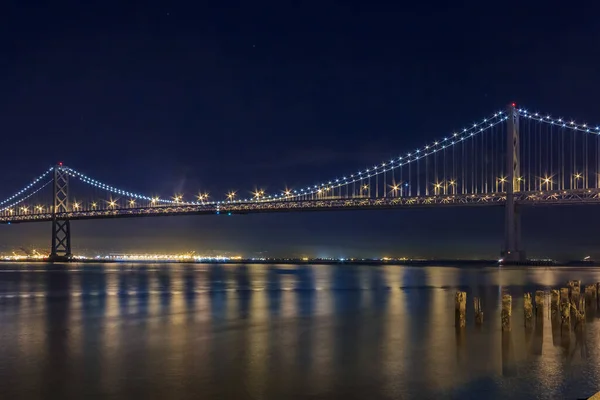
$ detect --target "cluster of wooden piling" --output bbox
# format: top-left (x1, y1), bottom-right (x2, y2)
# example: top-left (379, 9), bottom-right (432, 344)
top-left (454, 280), bottom-right (600, 331)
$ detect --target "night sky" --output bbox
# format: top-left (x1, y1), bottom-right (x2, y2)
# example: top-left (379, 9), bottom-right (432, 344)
top-left (1, 1), bottom-right (600, 259)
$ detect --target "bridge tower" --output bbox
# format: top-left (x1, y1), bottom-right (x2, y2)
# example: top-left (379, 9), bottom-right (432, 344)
top-left (502, 104), bottom-right (525, 262)
top-left (49, 164), bottom-right (72, 262)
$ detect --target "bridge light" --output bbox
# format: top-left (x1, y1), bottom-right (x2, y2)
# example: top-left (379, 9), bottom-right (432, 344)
top-left (36, 206), bottom-right (43, 213)
top-left (92, 202), bottom-right (97, 209)
top-left (542, 177), bottom-right (552, 188)
top-left (129, 199), bottom-right (135, 207)
top-left (227, 191), bottom-right (236, 200)
top-left (73, 202), bottom-right (80, 211)
top-left (109, 200), bottom-right (116, 208)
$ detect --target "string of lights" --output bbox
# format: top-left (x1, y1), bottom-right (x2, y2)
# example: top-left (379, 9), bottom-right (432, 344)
top-left (0, 167), bottom-right (54, 207)
top-left (0, 179), bottom-right (53, 212)
top-left (519, 109), bottom-right (600, 134)
top-left (65, 167), bottom-right (184, 205)
top-left (276, 110), bottom-right (508, 201)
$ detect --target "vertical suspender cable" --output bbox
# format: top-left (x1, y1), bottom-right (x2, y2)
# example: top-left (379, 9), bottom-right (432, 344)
top-left (417, 157), bottom-right (420, 196)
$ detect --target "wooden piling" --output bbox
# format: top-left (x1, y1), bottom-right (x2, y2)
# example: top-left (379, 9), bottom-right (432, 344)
top-left (568, 280), bottom-right (581, 305)
top-left (585, 285), bottom-right (596, 307)
top-left (560, 289), bottom-right (571, 330)
top-left (535, 290), bottom-right (544, 322)
top-left (474, 296), bottom-right (483, 326)
top-left (551, 289), bottom-right (560, 319)
top-left (574, 297), bottom-right (585, 330)
top-left (560, 287), bottom-right (569, 304)
top-left (524, 293), bottom-right (533, 329)
top-left (551, 303), bottom-right (560, 347)
top-left (455, 291), bottom-right (466, 328)
top-left (501, 294), bottom-right (512, 331)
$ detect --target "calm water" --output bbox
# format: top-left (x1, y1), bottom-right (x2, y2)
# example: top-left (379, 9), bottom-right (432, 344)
top-left (0, 263), bottom-right (599, 399)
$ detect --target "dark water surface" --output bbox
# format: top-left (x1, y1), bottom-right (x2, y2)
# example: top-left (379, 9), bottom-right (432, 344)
top-left (0, 263), bottom-right (599, 399)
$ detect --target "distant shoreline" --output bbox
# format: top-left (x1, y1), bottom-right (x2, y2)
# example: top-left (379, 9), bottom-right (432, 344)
top-left (0, 258), bottom-right (597, 267)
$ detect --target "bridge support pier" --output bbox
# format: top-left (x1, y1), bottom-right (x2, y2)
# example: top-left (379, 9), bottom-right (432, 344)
top-left (49, 164), bottom-right (72, 262)
top-left (501, 104), bottom-right (525, 263)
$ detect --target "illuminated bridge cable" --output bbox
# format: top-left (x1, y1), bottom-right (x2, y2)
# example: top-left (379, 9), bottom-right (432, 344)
top-left (0, 167), bottom-right (54, 207)
top-left (64, 167), bottom-right (198, 205)
top-left (275, 110), bottom-right (508, 202)
top-left (521, 109), bottom-right (600, 134)
top-left (519, 108), bottom-right (600, 193)
top-left (0, 179), bottom-right (53, 212)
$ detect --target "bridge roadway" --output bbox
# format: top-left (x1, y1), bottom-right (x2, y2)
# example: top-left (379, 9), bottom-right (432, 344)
top-left (1, 189), bottom-right (600, 224)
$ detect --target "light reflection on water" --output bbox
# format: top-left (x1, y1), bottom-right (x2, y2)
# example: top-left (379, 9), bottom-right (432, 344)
top-left (0, 263), bottom-right (599, 399)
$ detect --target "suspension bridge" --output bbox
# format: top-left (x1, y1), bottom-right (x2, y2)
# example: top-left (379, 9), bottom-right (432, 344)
top-left (2, 104), bottom-right (600, 262)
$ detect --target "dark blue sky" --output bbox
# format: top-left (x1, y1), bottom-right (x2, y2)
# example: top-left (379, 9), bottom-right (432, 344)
top-left (1, 1), bottom-right (600, 259)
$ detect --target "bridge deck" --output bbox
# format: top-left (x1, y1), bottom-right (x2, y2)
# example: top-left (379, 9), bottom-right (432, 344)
top-left (1, 189), bottom-right (599, 224)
